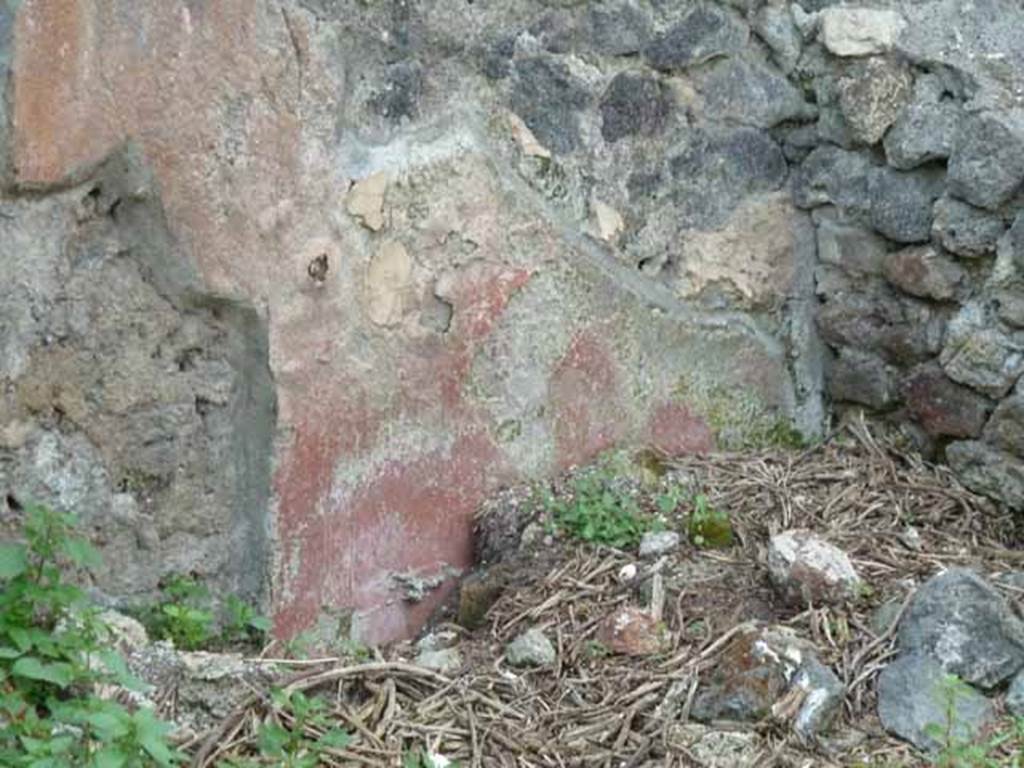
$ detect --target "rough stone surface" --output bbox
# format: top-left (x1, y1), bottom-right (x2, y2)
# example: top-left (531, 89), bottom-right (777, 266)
top-left (883, 76), bottom-right (962, 170)
top-left (898, 568), bottom-right (1024, 688)
top-left (947, 441), bottom-right (1024, 510)
top-left (596, 606), bottom-right (666, 657)
top-left (667, 725), bottom-right (759, 768)
top-left (1008, 669), bottom-right (1024, 718)
top-left (767, 530), bottom-right (862, 606)
top-left (868, 166), bottom-right (945, 244)
top-left (985, 391), bottom-right (1024, 458)
top-left (932, 196), bottom-right (1006, 259)
top-left (819, 8), bottom-right (906, 57)
top-left (947, 110), bottom-right (1024, 211)
top-left (753, 5), bottom-right (801, 74)
top-left (877, 654), bottom-right (994, 753)
top-left (639, 530), bottom-right (681, 558)
top-left (904, 365), bottom-right (991, 439)
top-left (506, 628), bottom-right (557, 668)
top-left (691, 625), bottom-right (843, 737)
top-left (511, 56), bottom-right (590, 155)
top-left (697, 57), bottom-right (815, 129)
top-left (587, 2), bottom-right (652, 56)
top-left (836, 57), bottom-right (913, 146)
top-left (415, 647), bottom-right (462, 674)
top-left (883, 245), bottom-right (965, 302)
top-left (815, 219), bottom-right (887, 277)
top-left (827, 349), bottom-right (896, 410)
top-left (940, 304), bottom-right (1024, 398)
top-left (644, 5), bottom-right (748, 72)
top-left (599, 72), bottom-right (672, 144)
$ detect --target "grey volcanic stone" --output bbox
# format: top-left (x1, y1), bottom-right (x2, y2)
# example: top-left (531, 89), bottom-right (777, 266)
top-left (415, 647), bottom-right (462, 674)
top-left (883, 245), bottom-right (965, 301)
top-left (868, 167), bottom-right (945, 244)
top-left (1008, 669), bottom-right (1024, 717)
top-left (898, 568), bottom-right (1024, 688)
top-left (511, 56), bottom-right (590, 154)
top-left (644, 5), bottom-right (748, 71)
top-left (941, 303), bottom-right (1024, 398)
top-left (372, 60), bottom-right (422, 122)
top-left (817, 293), bottom-right (945, 366)
top-left (884, 76), bottom-right (962, 170)
top-left (792, 657), bottom-right (844, 740)
top-left (669, 127), bottom-right (787, 228)
top-left (904, 364), bottom-right (990, 439)
top-left (506, 628), bottom-right (556, 667)
top-left (792, 146), bottom-right (874, 217)
top-left (587, 1), bottom-right (651, 55)
top-left (985, 391), bottom-right (1024, 458)
top-left (816, 219), bottom-right (887, 276)
top-left (948, 110), bottom-right (1024, 210)
top-left (878, 654), bottom-right (994, 753)
top-left (837, 57), bottom-right (913, 145)
top-left (828, 349), bottom-right (896, 410)
top-left (753, 4), bottom-right (801, 73)
top-left (932, 196), bottom-right (1006, 259)
top-left (947, 441), bottom-right (1024, 510)
top-left (767, 530), bottom-right (862, 606)
top-left (600, 72), bottom-right (672, 143)
top-left (699, 57), bottom-right (815, 129)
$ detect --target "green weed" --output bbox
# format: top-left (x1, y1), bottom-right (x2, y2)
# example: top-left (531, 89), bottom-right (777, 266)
top-left (0, 503), bottom-right (184, 766)
top-left (547, 473), bottom-right (658, 549)
top-left (687, 494), bottom-right (733, 549)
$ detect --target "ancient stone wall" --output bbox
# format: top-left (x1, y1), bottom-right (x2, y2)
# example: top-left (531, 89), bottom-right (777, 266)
top-left (0, 0), bottom-right (1021, 644)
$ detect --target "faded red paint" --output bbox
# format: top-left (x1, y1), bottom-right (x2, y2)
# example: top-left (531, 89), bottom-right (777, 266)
top-left (271, 265), bottom-right (526, 643)
top-left (550, 328), bottom-right (628, 469)
top-left (647, 402), bottom-right (715, 456)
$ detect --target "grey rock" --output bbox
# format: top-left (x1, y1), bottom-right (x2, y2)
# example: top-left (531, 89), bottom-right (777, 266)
top-left (948, 110), bottom-right (1024, 211)
top-left (904, 364), bottom-right (991, 439)
top-left (639, 529), bottom-right (681, 558)
top-left (877, 654), bottom-right (994, 753)
top-left (699, 56), bottom-right (815, 129)
top-left (947, 441), bottom-right (1024, 510)
top-left (669, 127), bottom-right (787, 228)
top-left (510, 56), bottom-right (590, 154)
top-left (883, 245), bottom-right (965, 302)
top-left (792, 145), bottom-right (874, 217)
top-left (506, 628), bottom-right (556, 667)
top-left (996, 288), bottom-right (1024, 328)
top-left (868, 166), bottom-right (945, 244)
top-left (884, 75), bottom-right (963, 170)
top-left (753, 4), bottom-right (802, 73)
top-left (481, 35), bottom-right (516, 80)
top-left (818, 292), bottom-right (946, 366)
top-left (587, 1), bottom-right (651, 56)
top-left (898, 568), bottom-right (1024, 688)
top-left (692, 625), bottom-right (843, 737)
top-left (819, 7), bottom-right (905, 57)
top-left (1005, 213), bottom-right (1024, 274)
top-left (415, 647), bottom-right (462, 674)
top-left (644, 5), bottom-right (748, 71)
top-left (871, 598), bottom-right (903, 637)
top-left (837, 57), bottom-right (913, 146)
top-left (529, 11), bottom-right (576, 54)
top-left (668, 725), bottom-right (760, 768)
top-left (940, 303), bottom-right (1024, 398)
top-left (816, 219), bottom-right (887, 276)
top-left (827, 348), bottom-right (896, 410)
top-left (600, 72), bottom-right (672, 144)
top-left (932, 196), bottom-right (1006, 259)
top-left (984, 392), bottom-right (1024, 458)
top-left (372, 60), bottom-right (423, 122)
top-left (1008, 669), bottom-right (1024, 717)
top-left (767, 529), bottom-right (862, 606)
top-left (792, 656), bottom-right (845, 740)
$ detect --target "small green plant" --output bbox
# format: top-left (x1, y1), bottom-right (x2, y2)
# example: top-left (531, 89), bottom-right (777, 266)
top-left (0, 503), bottom-right (184, 766)
top-left (548, 473), bottom-right (654, 549)
top-left (139, 576), bottom-right (269, 651)
top-left (687, 494), bottom-right (733, 549)
top-left (927, 674), bottom-right (1024, 767)
top-left (220, 688), bottom-right (351, 768)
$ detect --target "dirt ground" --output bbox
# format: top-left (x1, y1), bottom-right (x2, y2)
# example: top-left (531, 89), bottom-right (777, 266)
top-left (187, 420), bottom-right (1024, 767)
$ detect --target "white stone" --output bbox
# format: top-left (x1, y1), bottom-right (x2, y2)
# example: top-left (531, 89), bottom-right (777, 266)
top-left (592, 200), bottom-right (624, 243)
top-left (767, 530), bottom-right (862, 605)
top-left (346, 171), bottom-right (388, 231)
top-left (819, 8), bottom-right (905, 57)
top-left (639, 530), bottom-right (681, 558)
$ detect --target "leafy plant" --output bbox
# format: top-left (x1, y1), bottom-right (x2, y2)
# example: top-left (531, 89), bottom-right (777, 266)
top-left (219, 688), bottom-right (351, 768)
top-left (548, 474), bottom-right (656, 549)
top-left (139, 577), bottom-right (269, 651)
top-left (687, 494), bottom-right (733, 549)
top-left (0, 503), bottom-right (184, 766)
